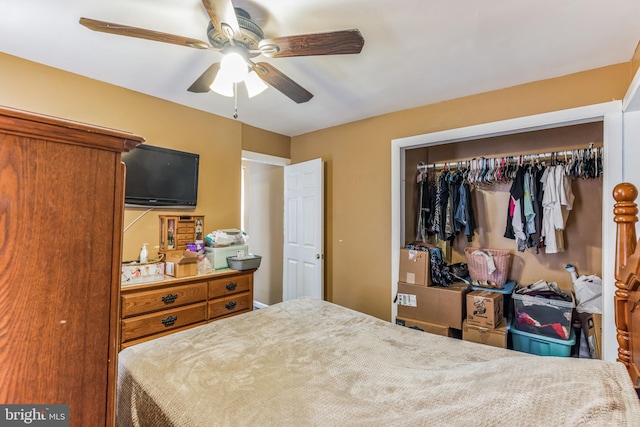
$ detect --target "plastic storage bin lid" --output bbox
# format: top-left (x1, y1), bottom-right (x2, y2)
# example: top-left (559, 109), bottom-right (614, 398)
top-left (471, 280), bottom-right (517, 295)
top-left (511, 289), bottom-right (575, 308)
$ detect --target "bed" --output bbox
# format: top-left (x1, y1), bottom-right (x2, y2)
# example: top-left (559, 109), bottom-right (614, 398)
top-left (117, 183), bottom-right (640, 427)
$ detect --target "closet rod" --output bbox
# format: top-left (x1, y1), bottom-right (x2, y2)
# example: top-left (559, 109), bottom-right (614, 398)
top-left (418, 145), bottom-right (602, 170)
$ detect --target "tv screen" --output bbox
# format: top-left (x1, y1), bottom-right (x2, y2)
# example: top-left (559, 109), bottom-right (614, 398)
top-left (122, 145), bottom-right (199, 208)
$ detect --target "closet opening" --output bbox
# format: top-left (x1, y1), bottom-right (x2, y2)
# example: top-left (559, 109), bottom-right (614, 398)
top-left (390, 100), bottom-right (623, 362)
top-left (404, 122), bottom-right (603, 287)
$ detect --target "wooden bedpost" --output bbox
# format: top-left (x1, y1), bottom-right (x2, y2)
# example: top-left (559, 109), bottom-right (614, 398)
top-left (613, 183), bottom-right (639, 380)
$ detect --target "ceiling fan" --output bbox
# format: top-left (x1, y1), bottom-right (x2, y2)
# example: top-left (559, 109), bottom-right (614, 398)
top-left (79, 0), bottom-right (365, 104)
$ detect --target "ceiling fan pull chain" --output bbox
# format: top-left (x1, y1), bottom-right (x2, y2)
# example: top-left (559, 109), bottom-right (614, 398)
top-left (233, 82), bottom-right (239, 119)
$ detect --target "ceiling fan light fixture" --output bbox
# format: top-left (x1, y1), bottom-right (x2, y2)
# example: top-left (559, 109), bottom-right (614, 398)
top-left (220, 51), bottom-right (248, 83)
top-left (210, 71), bottom-right (234, 97)
top-left (244, 70), bottom-right (268, 98)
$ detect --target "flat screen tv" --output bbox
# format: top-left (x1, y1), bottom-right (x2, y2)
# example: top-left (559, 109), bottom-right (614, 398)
top-left (122, 144), bottom-right (199, 208)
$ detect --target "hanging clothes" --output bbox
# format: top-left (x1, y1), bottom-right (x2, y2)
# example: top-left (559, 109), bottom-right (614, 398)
top-left (437, 170), bottom-right (452, 241)
top-left (504, 165), bottom-right (526, 249)
top-left (415, 166), bottom-right (435, 242)
top-left (446, 169), bottom-right (464, 241)
top-left (419, 145), bottom-right (599, 249)
top-left (455, 180), bottom-right (476, 242)
top-left (511, 166), bottom-right (528, 251)
top-left (522, 169), bottom-right (536, 237)
top-left (540, 164), bottom-right (575, 254)
top-left (529, 163), bottom-right (546, 252)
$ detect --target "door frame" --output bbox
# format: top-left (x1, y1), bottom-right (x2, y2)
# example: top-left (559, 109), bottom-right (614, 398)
top-left (241, 150), bottom-right (290, 308)
top-left (391, 101), bottom-right (623, 362)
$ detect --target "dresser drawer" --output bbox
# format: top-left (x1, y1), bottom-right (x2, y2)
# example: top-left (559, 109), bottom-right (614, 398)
top-left (208, 274), bottom-right (252, 299)
top-left (122, 282), bottom-right (207, 318)
top-left (208, 293), bottom-right (251, 319)
top-left (121, 303), bottom-right (206, 343)
top-left (177, 225), bottom-right (195, 234)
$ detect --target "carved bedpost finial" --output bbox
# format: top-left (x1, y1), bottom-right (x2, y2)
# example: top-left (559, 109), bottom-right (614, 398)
top-left (613, 182), bottom-right (638, 205)
top-left (613, 182), bottom-right (638, 368)
top-left (613, 182), bottom-right (638, 278)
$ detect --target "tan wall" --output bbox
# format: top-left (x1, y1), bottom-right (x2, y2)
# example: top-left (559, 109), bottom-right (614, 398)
top-left (291, 63), bottom-right (632, 321)
top-left (0, 53), bottom-right (288, 261)
top-left (242, 124), bottom-right (290, 159)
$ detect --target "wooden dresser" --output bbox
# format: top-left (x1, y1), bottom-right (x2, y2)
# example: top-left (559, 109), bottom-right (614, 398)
top-left (0, 106), bottom-right (143, 426)
top-left (120, 269), bottom-right (254, 348)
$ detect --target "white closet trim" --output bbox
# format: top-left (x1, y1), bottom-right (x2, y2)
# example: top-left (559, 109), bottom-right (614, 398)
top-left (241, 150), bottom-right (291, 166)
top-left (390, 100), bottom-right (622, 362)
top-left (623, 65), bottom-right (640, 112)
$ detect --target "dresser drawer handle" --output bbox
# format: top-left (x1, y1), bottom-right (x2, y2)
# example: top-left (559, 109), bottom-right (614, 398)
top-left (161, 315), bottom-right (178, 326)
top-left (226, 282), bottom-right (237, 291)
top-left (225, 301), bottom-right (237, 310)
top-left (161, 293), bottom-right (178, 304)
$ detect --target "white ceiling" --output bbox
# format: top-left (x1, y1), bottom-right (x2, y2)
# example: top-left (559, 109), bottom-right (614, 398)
top-left (1, 0), bottom-right (640, 137)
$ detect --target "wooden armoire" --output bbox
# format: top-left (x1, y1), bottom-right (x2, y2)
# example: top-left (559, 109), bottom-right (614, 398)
top-left (0, 106), bottom-right (144, 426)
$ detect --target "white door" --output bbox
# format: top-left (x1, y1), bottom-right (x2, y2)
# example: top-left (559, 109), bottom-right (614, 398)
top-left (283, 158), bottom-right (324, 301)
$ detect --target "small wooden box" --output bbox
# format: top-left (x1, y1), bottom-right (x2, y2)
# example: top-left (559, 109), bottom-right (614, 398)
top-left (159, 215), bottom-right (205, 252)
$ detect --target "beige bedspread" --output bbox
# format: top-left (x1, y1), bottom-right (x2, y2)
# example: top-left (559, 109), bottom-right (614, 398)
top-left (117, 298), bottom-right (640, 426)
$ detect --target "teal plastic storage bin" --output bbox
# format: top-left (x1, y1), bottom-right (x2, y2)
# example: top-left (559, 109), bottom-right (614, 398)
top-left (510, 322), bottom-right (575, 357)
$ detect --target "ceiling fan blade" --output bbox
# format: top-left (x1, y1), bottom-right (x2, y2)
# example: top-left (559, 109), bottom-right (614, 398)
top-left (79, 17), bottom-right (210, 49)
top-left (259, 29), bottom-right (364, 58)
top-left (252, 62), bottom-right (313, 104)
top-left (188, 63), bottom-right (221, 93)
top-left (201, 0), bottom-right (240, 40)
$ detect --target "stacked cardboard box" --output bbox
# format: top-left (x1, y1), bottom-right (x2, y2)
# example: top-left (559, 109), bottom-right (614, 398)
top-left (462, 290), bottom-right (507, 348)
top-left (396, 248), bottom-right (470, 336)
top-left (395, 317), bottom-right (457, 337)
top-left (397, 282), bottom-right (470, 330)
top-left (398, 248), bottom-right (431, 286)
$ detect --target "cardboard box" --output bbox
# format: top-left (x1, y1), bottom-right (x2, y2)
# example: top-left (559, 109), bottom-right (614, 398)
top-left (399, 249), bottom-right (431, 286)
top-left (165, 250), bottom-right (198, 278)
top-left (578, 312), bottom-right (602, 359)
top-left (121, 262), bottom-right (165, 285)
top-left (462, 318), bottom-right (508, 348)
top-left (397, 282), bottom-right (470, 329)
top-left (466, 290), bottom-right (503, 328)
top-left (395, 316), bottom-right (456, 337)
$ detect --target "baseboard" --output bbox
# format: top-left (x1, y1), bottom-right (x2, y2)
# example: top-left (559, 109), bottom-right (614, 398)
top-left (253, 301), bottom-right (269, 309)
